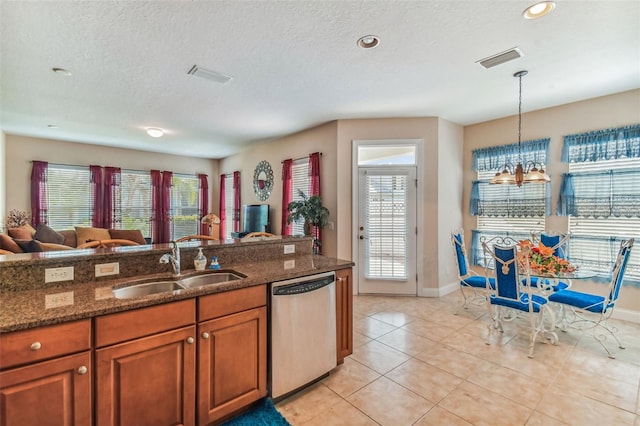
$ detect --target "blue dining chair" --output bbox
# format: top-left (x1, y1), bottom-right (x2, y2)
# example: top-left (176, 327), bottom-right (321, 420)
top-left (482, 236), bottom-right (557, 358)
top-left (451, 229), bottom-right (495, 312)
top-left (526, 231), bottom-right (571, 292)
top-left (548, 238), bottom-right (634, 358)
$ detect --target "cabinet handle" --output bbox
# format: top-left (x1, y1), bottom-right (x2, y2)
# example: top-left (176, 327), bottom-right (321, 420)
top-left (30, 342), bottom-right (42, 351)
top-left (77, 366), bottom-right (88, 375)
top-left (202, 332), bottom-right (210, 339)
top-left (186, 337), bottom-right (195, 344)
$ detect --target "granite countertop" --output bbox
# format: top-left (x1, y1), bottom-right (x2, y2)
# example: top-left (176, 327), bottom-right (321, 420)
top-left (0, 255), bottom-right (354, 333)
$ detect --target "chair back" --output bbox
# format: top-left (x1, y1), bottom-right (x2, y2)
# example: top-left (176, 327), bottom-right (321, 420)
top-left (534, 231), bottom-right (569, 259)
top-left (481, 237), bottom-right (525, 302)
top-left (607, 238), bottom-right (634, 306)
top-left (451, 229), bottom-right (469, 278)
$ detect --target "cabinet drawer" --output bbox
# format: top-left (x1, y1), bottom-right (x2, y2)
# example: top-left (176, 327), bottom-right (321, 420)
top-left (0, 319), bottom-right (91, 370)
top-left (198, 285), bottom-right (266, 321)
top-left (95, 299), bottom-right (195, 348)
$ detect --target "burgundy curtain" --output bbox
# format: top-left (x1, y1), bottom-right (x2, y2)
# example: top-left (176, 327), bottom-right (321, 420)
top-left (103, 167), bottom-right (121, 229)
top-left (150, 170), bottom-right (163, 244)
top-left (219, 174), bottom-right (227, 239)
top-left (30, 161), bottom-right (48, 227)
top-left (281, 159), bottom-right (293, 236)
top-left (90, 165), bottom-right (103, 227)
top-left (309, 152), bottom-right (322, 253)
top-left (198, 174), bottom-right (209, 235)
top-left (233, 171), bottom-right (241, 233)
top-left (161, 171), bottom-right (173, 242)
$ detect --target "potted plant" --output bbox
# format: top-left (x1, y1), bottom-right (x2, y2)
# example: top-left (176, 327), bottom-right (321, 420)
top-left (286, 190), bottom-right (329, 252)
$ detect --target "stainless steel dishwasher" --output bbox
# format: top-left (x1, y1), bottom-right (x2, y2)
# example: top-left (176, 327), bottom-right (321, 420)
top-left (270, 271), bottom-right (337, 400)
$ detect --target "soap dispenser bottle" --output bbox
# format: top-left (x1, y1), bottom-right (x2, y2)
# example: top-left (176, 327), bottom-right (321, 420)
top-left (194, 248), bottom-right (207, 271)
top-left (209, 256), bottom-right (221, 270)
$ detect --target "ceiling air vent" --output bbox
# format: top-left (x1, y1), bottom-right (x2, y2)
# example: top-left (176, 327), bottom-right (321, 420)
top-left (477, 47), bottom-right (524, 69)
top-left (187, 65), bottom-right (233, 84)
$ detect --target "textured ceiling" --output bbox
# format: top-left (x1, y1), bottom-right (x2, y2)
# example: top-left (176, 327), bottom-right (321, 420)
top-left (1, 1), bottom-right (639, 159)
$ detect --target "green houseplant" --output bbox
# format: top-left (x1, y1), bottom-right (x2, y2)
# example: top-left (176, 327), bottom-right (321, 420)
top-left (286, 190), bottom-right (329, 252)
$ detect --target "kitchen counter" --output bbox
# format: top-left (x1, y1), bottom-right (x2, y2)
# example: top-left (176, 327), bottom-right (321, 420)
top-left (0, 254), bottom-right (353, 332)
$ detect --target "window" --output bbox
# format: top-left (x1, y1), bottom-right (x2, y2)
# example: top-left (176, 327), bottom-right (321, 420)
top-left (119, 170), bottom-right (152, 238)
top-left (47, 165), bottom-right (92, 230)
top-left (562, 157), bottom-right (640, 284)
top-left (470, 139), bottom-right (550, 265)
top-left (169, 174), bottom-right (200, 240)
top-left (289, 159), bottom-right (310, 235)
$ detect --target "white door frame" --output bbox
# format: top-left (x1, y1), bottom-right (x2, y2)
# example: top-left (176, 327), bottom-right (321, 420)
top-left (351, 139), bottom-right (424, 296)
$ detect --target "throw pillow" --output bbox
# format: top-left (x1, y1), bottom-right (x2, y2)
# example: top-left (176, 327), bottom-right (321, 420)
top-left (108, 229), bottom-right (147, 245)
top-left (75, 227), bottom-right (111, 245)
top-left (15, 239), bottom-right (43, 253)
top-left (7, 224), bottom-right (37, 240)
top-left (0, 234), bottom-right (23, 253)
top-left (39, 242), bottom-right (74, 251)
top-left (34, 224), bottom-right (66, 245)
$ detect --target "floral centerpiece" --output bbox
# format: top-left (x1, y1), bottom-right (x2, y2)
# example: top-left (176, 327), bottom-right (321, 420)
top-left (517, 239), bottom-right (577, 276)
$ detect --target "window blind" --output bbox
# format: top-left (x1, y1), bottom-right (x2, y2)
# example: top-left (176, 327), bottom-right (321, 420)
top-left (120, 170), bottom-right (152, 238)
top-left (290, 159), bottom-right (310, 236)
top-left (170, 174), bottom-right (200, 240)
top-left (364, 173), bottom-right (408, 280)
top-left (47, 165), bottom-right (92, 230)
top-left (223, 174), bottom-right (234, 239)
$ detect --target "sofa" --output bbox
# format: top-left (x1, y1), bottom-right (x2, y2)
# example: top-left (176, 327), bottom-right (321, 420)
top-left (0, 224), bottom-right (147, 254)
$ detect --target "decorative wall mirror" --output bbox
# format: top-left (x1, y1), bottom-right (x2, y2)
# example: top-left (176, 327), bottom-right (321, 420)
top-left (253, 160), bottom-right (274, 201)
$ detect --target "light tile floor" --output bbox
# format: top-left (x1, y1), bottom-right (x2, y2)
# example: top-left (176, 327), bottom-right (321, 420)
top-left (276, 293), bottom-right (640, 426)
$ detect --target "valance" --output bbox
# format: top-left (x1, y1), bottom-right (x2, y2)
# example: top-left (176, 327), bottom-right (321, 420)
top-left (562, 124), bottom-right (640, 163)
top-left (556, 170), bottom-right (640, 218)
top-left (470, 180), bottom-right (550, 217)
top-left (472, 138), bottom-right (550, 172)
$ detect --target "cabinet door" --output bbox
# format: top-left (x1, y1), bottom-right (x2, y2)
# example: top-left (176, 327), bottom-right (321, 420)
top-left (198, 307), bottom-right (267, 425)
top-left (96, 326), bottom-right (196, 426)
top-left (336, 268), bottom-right (353, 364)
top-left (0, 351), bottom-right (91, 426)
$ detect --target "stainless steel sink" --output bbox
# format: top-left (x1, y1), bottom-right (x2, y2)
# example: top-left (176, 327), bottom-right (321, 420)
top-left (112, 271), bottom-right (245, 298)
top-left (112, 281), bottom-right (183, 299)
top-left (178, 272), bottom-right (244, 289)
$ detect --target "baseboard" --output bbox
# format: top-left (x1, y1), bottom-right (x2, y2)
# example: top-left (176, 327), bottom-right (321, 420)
top-left (611, 308), bottom-right (640, 324)
top-left (421, 281), bottom-right (458, 298)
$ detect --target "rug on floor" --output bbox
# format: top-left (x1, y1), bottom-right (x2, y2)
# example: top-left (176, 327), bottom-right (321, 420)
top-left (221, 398), bottom-right (290, 426)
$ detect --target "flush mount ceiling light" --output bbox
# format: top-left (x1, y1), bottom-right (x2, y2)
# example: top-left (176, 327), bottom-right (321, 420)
top-left (47, 124), bottom-right (58, 129)
top-left (146, 127), bottom-right (164, 138)
top-left (490, 70), bottom-right (551, 187)
top-left (477, 47), bottom-right (524, 69)
top-left (51, 67), bottom-right (71, 76)
top-left (187, 65), bottom-right (233, 84)
top-left (523, 1), bottom-right (556, 19)
top-left (357, 35), bottom-right (380, 49)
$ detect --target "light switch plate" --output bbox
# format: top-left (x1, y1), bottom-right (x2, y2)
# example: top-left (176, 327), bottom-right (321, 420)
top-left (284, 244), bottom-right (295, 254)
top-left (95, 262), bottom-right (120, 277)
top-left (284, 259), bottom-right (296, 269)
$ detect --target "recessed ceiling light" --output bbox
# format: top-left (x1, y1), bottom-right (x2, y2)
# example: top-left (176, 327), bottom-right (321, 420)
top-left (523, 1), bottom-right (556, 19)
top-left (47, 124), bottom-right (58, 129)
top-left (357, 35), bottom-right (380, 49)
top-left (146, 128), bottom-right (164, 138)
top-left (52, 67), bottom-right (72, 76)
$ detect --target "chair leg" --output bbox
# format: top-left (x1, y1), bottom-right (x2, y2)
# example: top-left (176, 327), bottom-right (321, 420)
top-left (557, 306), bottom-right (625, 359)
top-left (456, 285), bottom-right (470, 314)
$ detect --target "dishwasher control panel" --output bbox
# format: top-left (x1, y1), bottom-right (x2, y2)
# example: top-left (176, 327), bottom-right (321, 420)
top-left (272, 275), bottom-right (334, 295)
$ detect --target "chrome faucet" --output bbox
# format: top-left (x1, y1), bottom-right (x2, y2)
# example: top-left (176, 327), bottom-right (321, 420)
top-left (159, 241), bottom-right (181, 276)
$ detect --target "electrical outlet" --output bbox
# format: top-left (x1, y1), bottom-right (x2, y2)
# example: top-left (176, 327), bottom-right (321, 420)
top-left (45, 291), bottom-right (74, 308)
top-left (284, 244), bottom-right (295, 254)
top-left (95, 262), bottom-right (120, 277)
top-left (45, 266), bottom-right (74, 283)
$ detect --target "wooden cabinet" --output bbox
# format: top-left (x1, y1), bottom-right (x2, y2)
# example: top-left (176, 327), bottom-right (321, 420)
top-left (335, 268), bottom-right (353, 364)
top-left (197, 285), bottom-right (267, 425)
top-left (0, 320), bottom-right (92, 426)
top-left (95, 300), bottom-right (196, 426)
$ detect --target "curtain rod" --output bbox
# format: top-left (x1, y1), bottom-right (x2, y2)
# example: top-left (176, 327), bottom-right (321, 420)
top-left (281, 152), bottom-right (323, 164)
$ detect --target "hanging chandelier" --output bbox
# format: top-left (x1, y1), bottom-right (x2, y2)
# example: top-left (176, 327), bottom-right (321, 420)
top-left (490, 70), bottom-right (551, 187)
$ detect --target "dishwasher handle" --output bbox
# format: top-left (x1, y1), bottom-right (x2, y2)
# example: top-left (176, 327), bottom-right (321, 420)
top-left (272, 276), bottom-right (334, 296)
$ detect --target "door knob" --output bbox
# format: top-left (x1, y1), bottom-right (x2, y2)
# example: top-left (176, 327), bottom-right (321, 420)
top-left (202, 332), bottom-right (210, 339)
top-left (186, 337), bottom-right (194, 344)
top-left (77, 366), bottom-right (88, 375)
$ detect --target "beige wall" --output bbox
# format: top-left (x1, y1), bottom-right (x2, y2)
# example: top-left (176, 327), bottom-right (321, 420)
top-left (463, 89), bottom-right (640, 315)
top-left (4, 135), bottom-right (219, 216)
top-left (220, 122), bottom-right (339, 256)
top-left (0, 131), bottom-right (5, 230)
